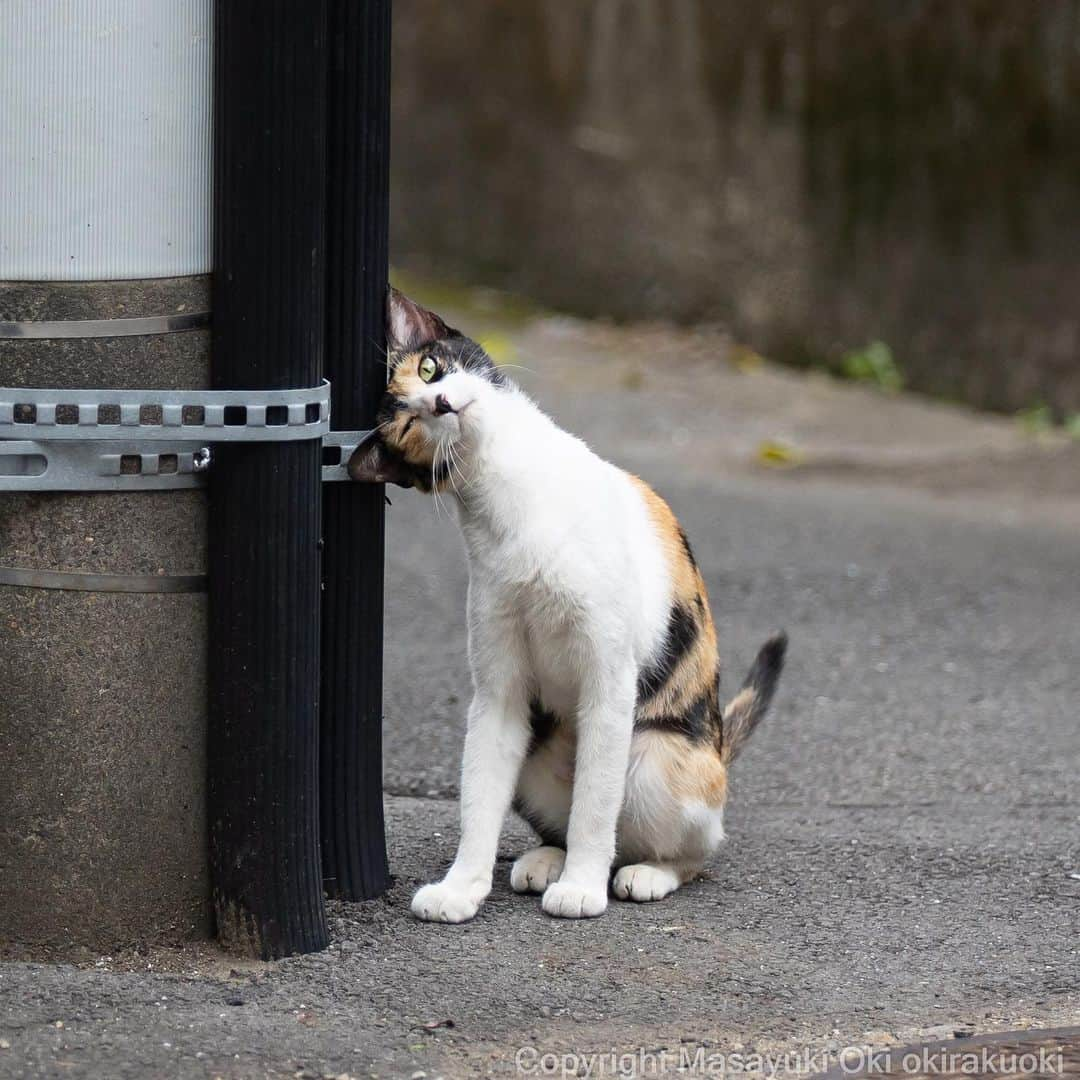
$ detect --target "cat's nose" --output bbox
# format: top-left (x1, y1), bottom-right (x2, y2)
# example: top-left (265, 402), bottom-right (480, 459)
top-left (433, 394), bottom-right (454, 416)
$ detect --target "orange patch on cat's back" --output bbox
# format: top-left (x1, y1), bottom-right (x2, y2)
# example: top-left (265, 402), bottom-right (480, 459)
top-left (628, 475), bottom-right (700, 608)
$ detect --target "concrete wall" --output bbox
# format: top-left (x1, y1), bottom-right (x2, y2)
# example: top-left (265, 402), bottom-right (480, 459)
top-left (390, 0), bottom-right (1080, 417)
top-left (0, 277), bottom-right (210, 951)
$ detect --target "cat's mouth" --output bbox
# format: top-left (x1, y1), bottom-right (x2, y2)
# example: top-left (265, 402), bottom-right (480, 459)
top-left (398, 399), bottom-right (475, 441)
top-left (428, 399), bottom-right (475, 422)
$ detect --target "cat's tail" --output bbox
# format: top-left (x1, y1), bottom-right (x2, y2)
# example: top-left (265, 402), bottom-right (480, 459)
top-left (719, 632), bottom-right (788, 765)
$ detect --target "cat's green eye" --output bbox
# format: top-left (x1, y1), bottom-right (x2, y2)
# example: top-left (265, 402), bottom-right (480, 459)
top-left (418, 356), bottom-right (439, 383)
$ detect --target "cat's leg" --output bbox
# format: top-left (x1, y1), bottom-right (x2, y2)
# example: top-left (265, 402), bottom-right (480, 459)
top-left (412, 685), bottom-right (530, 921)
top-left (510, 846), bottom-right (566, 894)
top-left (511, 726), bottom-right (573, 893)
top-left (412, 610), bottom-right (530, 923)
top-left (542, 663), bottom-right (637, 919)
top-left (611, 731), bottom-right (728, 904)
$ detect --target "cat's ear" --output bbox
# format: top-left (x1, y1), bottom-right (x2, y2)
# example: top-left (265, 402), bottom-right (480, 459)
top-left (347, 431), bottom-right (416, 488)
top-left (386, 286), bottom-right (456, 352)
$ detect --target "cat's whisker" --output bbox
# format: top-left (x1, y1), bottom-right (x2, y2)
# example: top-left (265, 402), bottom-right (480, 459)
top-left (431, 436), bottom-right (454, 519)
top-left (367, 336), bottom-right (397, 374)
top-left (444, 437), bottom-right (470, 499)
top-left (445, 450), bottom-right (463, 502)
top-left (450, 438), bottom-right (470, 497)
top-left (436, 437), bottom-right (450, 494)
top-left (461, 342), bottom-right (482, 369)
top-left (450, 438), bottom-right (475, 493)
top-left (367, 334), bottom-right (392, 361)
top-left (430, 450), bottom-right (444, 518)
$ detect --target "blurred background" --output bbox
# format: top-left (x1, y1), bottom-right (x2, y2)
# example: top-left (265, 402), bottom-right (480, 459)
top-left (380, 0), bottom-right (1080, 805)
top-left (390, 0), bottom-right (1080, 423)
top-left (2, 8), bottom-right (1077, 1065)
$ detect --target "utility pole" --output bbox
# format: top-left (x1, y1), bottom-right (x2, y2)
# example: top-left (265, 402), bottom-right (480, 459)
top-left (321, 0), bottom-right (393, 903)
top-left (209, 0), bottom-right (331, 958)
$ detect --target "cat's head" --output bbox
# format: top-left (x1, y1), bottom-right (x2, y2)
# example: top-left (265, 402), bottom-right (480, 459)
top-left (348, 288), bottom-right (509, 490)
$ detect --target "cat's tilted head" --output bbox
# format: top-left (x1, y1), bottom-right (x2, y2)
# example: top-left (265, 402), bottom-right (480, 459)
top-left (348, 288), bottom-right (509, 490)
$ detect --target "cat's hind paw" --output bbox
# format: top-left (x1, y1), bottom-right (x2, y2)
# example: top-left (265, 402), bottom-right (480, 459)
top-left (411, 881), bottom-right (483, 923)
top-left (612, 862), bottom-right (682, 902)
top-left (510, 846), bottom-right (566, 894)
top-left (541, 879), bottom-right (607, 919)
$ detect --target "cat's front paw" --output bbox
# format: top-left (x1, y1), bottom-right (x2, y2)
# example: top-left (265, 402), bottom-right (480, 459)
top-left (541, 879), bottom-right (608, 919)
top-left (411, 881), bottom-right (483, 923)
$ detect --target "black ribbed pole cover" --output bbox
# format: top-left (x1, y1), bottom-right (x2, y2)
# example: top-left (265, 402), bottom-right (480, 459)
top-left (320, 0), bottom-right (392, 900)
top-left (209, 0), bottom-right (330, 958)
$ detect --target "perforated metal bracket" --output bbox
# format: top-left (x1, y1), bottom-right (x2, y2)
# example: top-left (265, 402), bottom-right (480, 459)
top-left (0, 439), bottom-right (211, 491)
top-left (0, 379), bottom-right (372, 490)
top-left (0, 382), bottom-right (378, 492)
top-left (0, 432), bottom-right (372, 491)
top-left (0, 433), bottom-right (371, 491)
top-left (320, 430), bottom-right (371, 483)
top-left (0, 381), bottom-right (330, 442)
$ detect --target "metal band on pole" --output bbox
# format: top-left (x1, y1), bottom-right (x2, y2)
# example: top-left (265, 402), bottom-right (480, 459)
top-left (0, 424), bottom-right (371, 493)
top-left (0, 312), bottom-right (210, 339)
top-left (0, 381), bottom-right (331, 442)
top-left (0, 567), bottom-right (208, 594)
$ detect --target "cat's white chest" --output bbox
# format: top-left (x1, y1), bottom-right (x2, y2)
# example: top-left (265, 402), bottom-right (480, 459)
top-left (456, 413), bottom-right (669, 716)
top-left (519, 573), bottom-right (590, 717)
top-left (475, 549), bottom-right (592, 717)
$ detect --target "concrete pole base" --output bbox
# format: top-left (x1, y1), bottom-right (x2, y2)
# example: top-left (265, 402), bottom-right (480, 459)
top-left (0, 277), bottom-right (211, 952)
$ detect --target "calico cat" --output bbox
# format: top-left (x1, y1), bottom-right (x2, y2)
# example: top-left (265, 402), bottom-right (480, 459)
top-left (350, 288), bottom-right (787, 921)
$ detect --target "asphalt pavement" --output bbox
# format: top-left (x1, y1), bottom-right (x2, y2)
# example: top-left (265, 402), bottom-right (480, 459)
top-left (2, 302), bottom-right (1078, 1078)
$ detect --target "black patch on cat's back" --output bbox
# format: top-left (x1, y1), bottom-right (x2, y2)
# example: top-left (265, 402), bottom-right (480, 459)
top-left (636, 602), bottom-right (698, 703)
top-left (678, 526), bottom-right (697, 567)
top-left (635, 691), bottom-right (715, 742)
